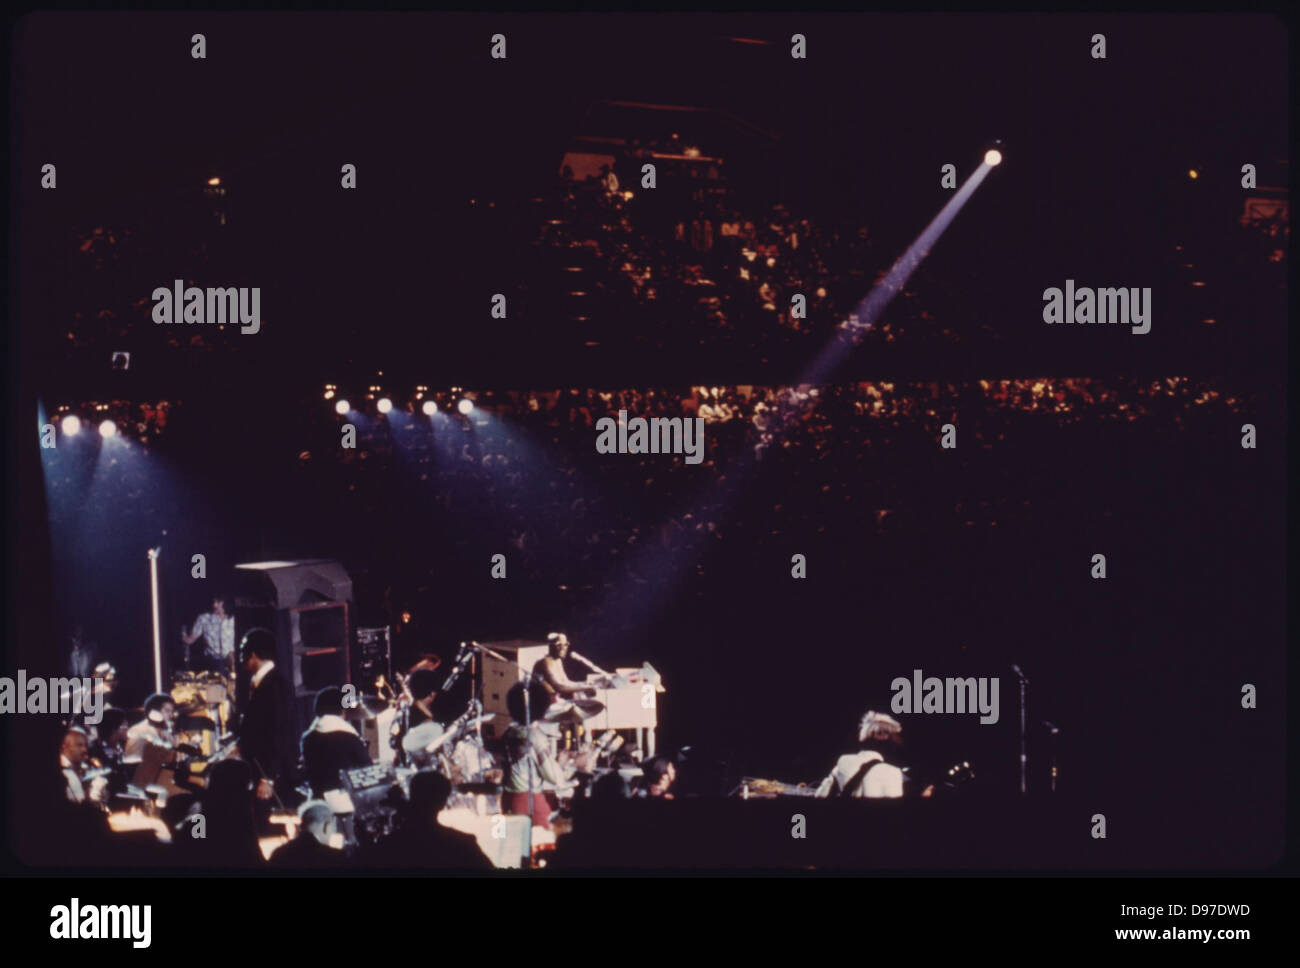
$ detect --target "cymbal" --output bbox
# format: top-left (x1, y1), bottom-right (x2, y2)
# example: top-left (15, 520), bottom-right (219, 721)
top-left (543, 699), bottom-right (606, 723)
top-left (401, 721), bottom-right (445, 754)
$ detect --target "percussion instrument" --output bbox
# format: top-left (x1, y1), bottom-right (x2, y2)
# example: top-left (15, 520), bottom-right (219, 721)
top-left (542, 698), bottom-right (606, 724)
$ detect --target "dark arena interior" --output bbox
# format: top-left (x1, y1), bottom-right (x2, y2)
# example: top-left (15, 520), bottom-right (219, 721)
top-left (6, 12), bottom-right (1288, 875)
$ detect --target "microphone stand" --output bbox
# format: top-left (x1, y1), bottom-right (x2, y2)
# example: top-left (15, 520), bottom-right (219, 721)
top-left (467, 642), bottom-right (542, 868)
top-left (1012, 664), bottom-right (1028, 795)
top-left (1044, 721), bottom-right (1060, 794)
top-left (147, 547), bottom-right (163, 693)
top-left (524, 678), bottom-right (534, 866)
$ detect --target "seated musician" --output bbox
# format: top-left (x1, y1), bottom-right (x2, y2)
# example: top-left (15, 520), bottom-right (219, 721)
top-left (634, 755), bottom-right (677, 800)
top-left (60, 726), bottom-right (92, 803)
top-left (301, 686), bottom-right (372, 797)
top-left (125, 693), bottom-right (177, 757)
top-left (91, 708), bottom-right (130, 766)
top-left (531, 633), bottom-right (592, 707)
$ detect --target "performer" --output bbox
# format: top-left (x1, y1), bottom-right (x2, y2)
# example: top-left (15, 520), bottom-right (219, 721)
top-left (406, 669), bottom-right (442, 729)
top-left (91, 708), bottom-right (130, 766)
top-left (181, 594), bottom-right (236, 674)
top-left (60, 726), bottom-right (92, 803)
top-left (531, 633), bottom-right (592, 706)
top-left (91, 662), bottom-right (119, 705)
top-left (815, 710), bottom-right (910, 799)
top-left (501, 681), bottom-right (565, 830)
top-left (125, 693), bottom-right (177, 756)
top-left (301, 686), bottom-right (372, 797)
top-left (236, 630), bottom-right (297, 801)
top-left (635, 755), bottom-right (677, 799)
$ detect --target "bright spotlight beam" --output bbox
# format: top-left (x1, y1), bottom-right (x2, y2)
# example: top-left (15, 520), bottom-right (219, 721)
top-left (99, 420), bottom-right (117, 438)
top-left (377, 397), bottom-right (393, 414)
top-left (803, 150), bottom-right (1002, 384)
top-left (335, 399), bottom-right (351, 415)
top-left (61, 415), bottom-right (82, 436)
top-left (457, 399), bottom-right (473, 415)
top-left (422, 400), bottom-right (437, 416)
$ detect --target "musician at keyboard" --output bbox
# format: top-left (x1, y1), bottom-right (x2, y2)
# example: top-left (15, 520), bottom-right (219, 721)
top-left (531, 633), bottom-right (594, 708)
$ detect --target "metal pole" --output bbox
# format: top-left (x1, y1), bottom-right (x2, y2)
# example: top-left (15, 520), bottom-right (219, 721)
top-left (524, 678), bottom-right (534, 866)
top-left (1011, 663), bottom-right (1028, 796)
top-left (148, 547), bottom-right (162, 693)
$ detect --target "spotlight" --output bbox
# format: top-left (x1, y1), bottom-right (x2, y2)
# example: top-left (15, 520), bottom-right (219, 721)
top-left (61, 415), bottom-right (82, 436)
top-left (335, 399), bottom-right (350, 415)
top-left (1187, 169), bottom-right (1199, 180)
top-left (377, 397), bottom-right (393, 414)
top-left (984, 149), bottom-right (1003, 167)
top-left (422, 400), bottom-right (437, 416)
top-left (99, 420), bottom-right (117, 438)
top-left (457, 399), bottom-right (474, 415)
top-left (323, 389), bottom-right (335, 401)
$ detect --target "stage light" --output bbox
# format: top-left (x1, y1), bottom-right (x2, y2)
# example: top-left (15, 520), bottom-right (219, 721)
top-left (335, 399), bottom-right (350, 415)
top-left (377, 397), bottom-right (393, 414)
top-left (422, 400), bottom-right (437, 416)
top-left (207, 177), bottom-right (221, 187)
top-left (99, 420), bottom-right (117, 438)
top-left (984, 149), bottom-right (1003, 166)
top-left (457, 399), bottom-right (474, 415)
top-left (61, 415), bottom-right (82, 436)
top-left (323, 389), bottom-right (335, 401)
top-left (1187, 169), bottom-right (1199, 180)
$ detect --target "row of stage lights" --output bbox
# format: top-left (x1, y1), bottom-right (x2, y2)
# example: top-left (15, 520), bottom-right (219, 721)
top-left (324, 385), bottom-right (475, 417)
top-left (58, 414), bottom-right (119, 438)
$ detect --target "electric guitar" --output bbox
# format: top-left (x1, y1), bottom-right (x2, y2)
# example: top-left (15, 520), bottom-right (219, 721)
top-left (735, 761), bottom-right (975, 798)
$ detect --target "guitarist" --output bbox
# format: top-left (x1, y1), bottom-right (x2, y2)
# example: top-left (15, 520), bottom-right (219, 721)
top-left (815, 710), bottom-right (933, 799)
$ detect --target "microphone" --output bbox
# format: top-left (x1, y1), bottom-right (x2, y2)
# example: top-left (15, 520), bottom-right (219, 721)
top-left (569, 650), bottom-right (610, 677)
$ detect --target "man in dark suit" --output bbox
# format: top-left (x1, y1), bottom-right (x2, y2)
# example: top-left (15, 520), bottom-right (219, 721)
top-left (236, 629), bottom-right (298, 802)
top-left (301, 686), bottom-right (371, 797)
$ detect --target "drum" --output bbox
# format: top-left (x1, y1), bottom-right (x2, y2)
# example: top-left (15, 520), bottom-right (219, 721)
top-left (375, 706), bottom-right (397, 767)
top-left (401, 721), bottom-right (446, 767)
top-left (448, 736), bottom-right (495, 785)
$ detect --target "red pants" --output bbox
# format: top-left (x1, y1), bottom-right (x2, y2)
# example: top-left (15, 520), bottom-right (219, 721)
top-left (503, 791), bottom-right (555, 830)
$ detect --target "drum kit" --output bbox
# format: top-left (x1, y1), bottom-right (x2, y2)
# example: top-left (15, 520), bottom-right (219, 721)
top-left (351, 658), bottom-right (617, 818)
top-left (169, 670), bottom-right (232, 758)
